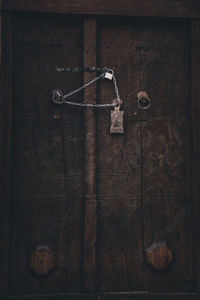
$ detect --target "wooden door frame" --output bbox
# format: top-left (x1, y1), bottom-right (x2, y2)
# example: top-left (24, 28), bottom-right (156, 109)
top-left (2, 0), bottom-right (200, 19)
top-left (1, 1), bottom-right (200, 298)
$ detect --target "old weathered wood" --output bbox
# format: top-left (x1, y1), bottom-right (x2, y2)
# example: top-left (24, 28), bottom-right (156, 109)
top-left (2, 292), bottom-right (198, 300)
top-left (150, 293), bottom-right (197, 300)
top-left (6, 295), bottom-right (98, 300)
top-left (10, 14), bottom-right (84, 295)
top-left (0, 0), bottom-right (2, 64)
top-left (141, 21), bottom-right (194, 292)
top-left (82, 17), bottom-right (97, 292)
top-left (191, 20), bottom-right (200, 293)
top-left (1, 5), bottom-right (200, 299)
top-left (0, 12), bottom-right (12, 297)
top-left (101, 292), bottom-right (150, 300)
top-left (3, 0), bottom-right (200, 19)
top-left (96, 19), bottom-right (144, 291)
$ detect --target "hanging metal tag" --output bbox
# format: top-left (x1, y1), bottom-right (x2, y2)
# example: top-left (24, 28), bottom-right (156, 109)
top-left (110, 104), bottom-right (124, 134)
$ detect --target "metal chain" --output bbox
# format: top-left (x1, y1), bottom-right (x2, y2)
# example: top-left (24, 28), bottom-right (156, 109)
top-left (53, 67), bottom-right (121, 108)
top-left (56, 66), bottom-right (112, 72)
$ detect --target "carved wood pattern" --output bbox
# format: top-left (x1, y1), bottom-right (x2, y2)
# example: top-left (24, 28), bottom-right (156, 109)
top-left (139, 21), bottom-right (194, 292)
top-left (96, 19), bottom-right (194, 292)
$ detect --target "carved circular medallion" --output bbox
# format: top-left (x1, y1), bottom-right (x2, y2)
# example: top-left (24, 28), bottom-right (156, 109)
top-left (146, 242), bottom-right (173, 270)
top-left (29, 245), bottom-right (56, 276)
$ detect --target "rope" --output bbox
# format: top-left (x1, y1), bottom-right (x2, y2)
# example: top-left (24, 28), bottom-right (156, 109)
top-left (52, 67), bottom-right (121, 108)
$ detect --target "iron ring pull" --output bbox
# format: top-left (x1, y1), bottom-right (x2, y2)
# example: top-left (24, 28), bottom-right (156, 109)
top-left (51, 89), bottom-right (65, 104)
top-left (137, 91), bottom-right (151, 110)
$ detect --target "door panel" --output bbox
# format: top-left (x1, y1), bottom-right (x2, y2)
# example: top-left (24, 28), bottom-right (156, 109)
top-left (96, 21), bottom-right (144, 291)
top-left (139, 23), bottom-right (194, 292)
top-left (96, 20), bottom-right (194, 292)
top-left (11, 15), bottom-right (84, 294)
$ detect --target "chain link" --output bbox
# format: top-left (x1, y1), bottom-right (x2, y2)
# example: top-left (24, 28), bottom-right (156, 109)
top-left (56, 66), bottom-right (112, 73)
top-left (53, 67), bottom-right (121, 108)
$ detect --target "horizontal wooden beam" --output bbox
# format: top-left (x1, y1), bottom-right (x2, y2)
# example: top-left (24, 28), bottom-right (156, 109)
top-left (2, 0), bottom-right (200, 19)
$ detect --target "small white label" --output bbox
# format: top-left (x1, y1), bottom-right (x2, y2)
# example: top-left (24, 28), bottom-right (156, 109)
top-left (104, 72), bottom-right (113, 80)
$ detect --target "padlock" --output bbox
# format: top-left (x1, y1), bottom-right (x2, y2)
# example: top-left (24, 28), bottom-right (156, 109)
top-left (110, 103), bottom-right (124, 134)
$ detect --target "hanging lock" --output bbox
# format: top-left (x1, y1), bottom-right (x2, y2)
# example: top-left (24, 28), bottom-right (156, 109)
top-left (137, 91), bottom-right (151, 109)
top-left (110, 99), bottom-right (124, 134)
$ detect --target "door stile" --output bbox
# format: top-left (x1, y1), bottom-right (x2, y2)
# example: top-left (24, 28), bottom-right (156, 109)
top-left (0, 12), bottom-right (13, 297)
top-left (191, 19), bottom-right (200, 293)
top-left (138, 41), bottom-right (147, 292)
top-left (82, 17), bottom-right (97, 292)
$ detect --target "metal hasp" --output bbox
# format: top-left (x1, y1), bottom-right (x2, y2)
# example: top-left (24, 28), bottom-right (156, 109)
top-left (110, 103), bottom-right (124, 134)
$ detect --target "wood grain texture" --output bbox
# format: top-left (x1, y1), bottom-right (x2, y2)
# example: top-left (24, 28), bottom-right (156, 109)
top-left (7, 294), bottom-right (98, 300)
top-left (191, 20), bottom-right (200, 293)
top-left (10, 14), bottom-right (84, 295)
top-left (3, 293), bottom-right (198, 300)
top-left (101, 292), bottom-right (150, 300)
top-left (1, 9), bottom-right (199, 299)
top-left (0, 0), bottom-right (2, 63)
top-left (140, 21), bottom-right (194, 292)
top-left (150, 294), bottom-right (197, 300)
top-left (0, 12), bottom-right (12, 297)
top-left (96, 19), bottom-right (144, 292)
top-left (7, 293), bottom-right (98, 300)
top-left (82, 18), bottom-right (97, 292)
top-left (96, 19), bottom-right (195, 293)
top-left (3, 0), bottom-right (200, 18)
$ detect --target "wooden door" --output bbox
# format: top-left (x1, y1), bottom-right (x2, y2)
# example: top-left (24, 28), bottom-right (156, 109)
top-left (1, 3), bottom-right (200, 300)
top-left (96, 19), bottom-right (193, 293)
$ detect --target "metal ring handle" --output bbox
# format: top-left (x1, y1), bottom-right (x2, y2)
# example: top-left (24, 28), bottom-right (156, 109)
top-left (137, 91), bottom-right (151, 110)
top-left (51, 89), bottom-right (64, 104)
